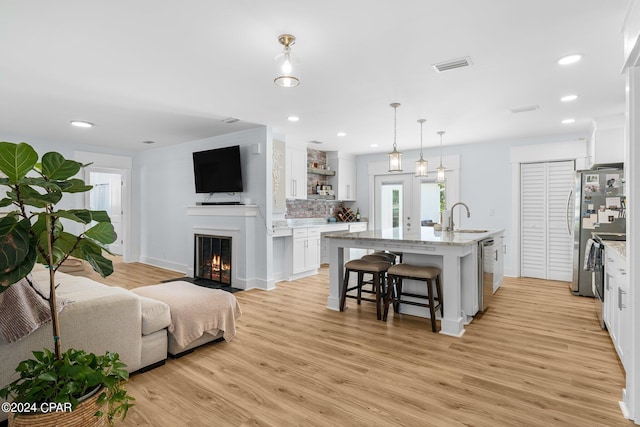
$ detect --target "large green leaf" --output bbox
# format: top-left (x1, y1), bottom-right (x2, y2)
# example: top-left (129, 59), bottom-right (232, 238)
top-left (0, 243), bottom-right (36, 290)
top-left (73, 240), bottom-right (113, 277)
top-left (84, 222), bottom-right (117, 245)
top-left (0, 142), bottom-right (38, 183)
top-left (59, 178), bottom-right (92, 193)
top-left (0, 197), bottom-right (13, 208)
top-left (64, 210), bottom-right (111, 224)
top-left (0, 216), bottom-right (31, 272)
top-left (19, 177), bottom-right (62, 192)
top-left (9, 184), bottom-right (61, 208)
top-left (41, 152), bottom-right (82, 180)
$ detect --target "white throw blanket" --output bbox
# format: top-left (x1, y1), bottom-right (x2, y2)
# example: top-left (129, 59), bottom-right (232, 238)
top-left (0, 275), bottom-right (70, 343)
top-left (131, 281), bottom-right (242, 347)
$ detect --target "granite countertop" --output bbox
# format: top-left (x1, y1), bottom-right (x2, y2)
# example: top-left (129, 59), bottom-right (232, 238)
top-left (324, 227), bottom-right (504, 246)
top-left (603, 240), bottom-right (626, 258)
top-left (273, 218), bottom-right (365, 229)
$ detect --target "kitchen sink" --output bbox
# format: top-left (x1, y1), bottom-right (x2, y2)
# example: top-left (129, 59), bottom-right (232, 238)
top-left (453, 229), bottom-right (489, 233)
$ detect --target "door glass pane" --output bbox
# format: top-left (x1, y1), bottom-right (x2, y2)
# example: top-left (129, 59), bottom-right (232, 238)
top-left (420, 181), bottom-right (446, 226)
top-left (381, 183), bottom-right (403, 229)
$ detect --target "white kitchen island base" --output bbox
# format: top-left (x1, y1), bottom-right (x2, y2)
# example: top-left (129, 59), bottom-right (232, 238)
top-left (326, 227), bottom-right (504, 337)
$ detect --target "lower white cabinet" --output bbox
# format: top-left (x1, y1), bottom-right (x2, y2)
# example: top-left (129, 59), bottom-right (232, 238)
top-left (603, 245), bottom-right (629, 368)
top-left (291, 228), bottom-right (321, 275)
top-left (493, 235), bottom-right (504, 291)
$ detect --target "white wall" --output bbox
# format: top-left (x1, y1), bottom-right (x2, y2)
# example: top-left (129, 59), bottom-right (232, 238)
top-left (355, 133), bottom-right (587, 277)
top-left (132, 127), bottom-right (275, 289)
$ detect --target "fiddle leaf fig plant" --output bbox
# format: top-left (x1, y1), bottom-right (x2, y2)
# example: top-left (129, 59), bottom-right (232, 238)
top-left (0, 142), bottom-right (116, 358)
top-left (0, 141), bottom-right (133, 423)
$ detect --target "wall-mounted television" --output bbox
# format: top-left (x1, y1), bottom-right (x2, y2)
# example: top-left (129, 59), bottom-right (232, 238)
top-left (192, 145), bottom-right (243, 193)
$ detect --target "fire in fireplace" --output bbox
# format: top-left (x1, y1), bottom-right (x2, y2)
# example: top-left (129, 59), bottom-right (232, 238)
top-left (194, 234), bottom-right (232, 285)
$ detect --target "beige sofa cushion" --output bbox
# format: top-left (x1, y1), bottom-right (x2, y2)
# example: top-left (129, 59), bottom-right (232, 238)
top-left (137, 295), bottom-right (171, 335)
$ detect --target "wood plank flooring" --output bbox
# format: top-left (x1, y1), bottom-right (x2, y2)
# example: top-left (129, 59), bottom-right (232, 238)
top-left (85, 261), bottom-right (633, 426)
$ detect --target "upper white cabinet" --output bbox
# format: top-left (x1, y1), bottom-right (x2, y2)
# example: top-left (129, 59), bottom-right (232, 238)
top-left (327, 152), bottom-right (356, 201)
top-left (286, 146), bottom-right (307, 199)
top-left (589, 114), bottom-right (624, 166)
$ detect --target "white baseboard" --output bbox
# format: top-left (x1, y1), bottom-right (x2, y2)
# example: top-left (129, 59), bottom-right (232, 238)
top-left (139, 256), bottom-right (187, 274)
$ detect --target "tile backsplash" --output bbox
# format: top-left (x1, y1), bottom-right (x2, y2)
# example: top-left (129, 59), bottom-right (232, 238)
top-left (286, 199), bottom-right (345, 219)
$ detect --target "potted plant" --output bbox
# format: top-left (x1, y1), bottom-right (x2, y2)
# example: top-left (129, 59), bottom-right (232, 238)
top-left (0, 141), bottom-right (134, 425)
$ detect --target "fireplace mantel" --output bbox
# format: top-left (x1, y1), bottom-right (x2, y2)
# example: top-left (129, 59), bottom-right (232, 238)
top-left (186, 205), bottom-right (258, 217)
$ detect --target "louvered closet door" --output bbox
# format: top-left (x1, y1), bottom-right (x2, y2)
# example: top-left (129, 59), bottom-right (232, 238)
top-left (521, 161), bottom-right (575, 281)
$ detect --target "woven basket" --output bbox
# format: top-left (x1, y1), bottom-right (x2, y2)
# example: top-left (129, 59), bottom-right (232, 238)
top-left (8, 387), bottom-right (108, 427)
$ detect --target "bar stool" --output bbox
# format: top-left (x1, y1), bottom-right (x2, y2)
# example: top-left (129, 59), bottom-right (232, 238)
top-left (371, 251), bottom-right (402, 264)
top-left (361, 252), bottom-right (396, 264)
top-left (340, 259), bottom-right (391, 320)
top-left (383, 264), bottom-right (443, 332)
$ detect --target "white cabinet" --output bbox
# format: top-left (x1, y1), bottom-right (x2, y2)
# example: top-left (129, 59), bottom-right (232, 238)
top-left (291, 228), bottom-right (321, 275)
top-left (493, 235), bottom-right (504, 291)
top-left (286, 147), bottom-right (307, 199)
top-left (603, 245), bottom-right (629, 368)
top-left (327, 152), bottom-right (356, 201)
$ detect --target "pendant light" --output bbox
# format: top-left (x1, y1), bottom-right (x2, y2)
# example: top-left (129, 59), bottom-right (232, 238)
top-left (274, 34), bottom-right (300, 88)
top-left (388, 103), bottom-right (402, 172)
top-left (415, 119), bottom-right (428, 177)
top-left (436, 131), bottom-right (446, 183)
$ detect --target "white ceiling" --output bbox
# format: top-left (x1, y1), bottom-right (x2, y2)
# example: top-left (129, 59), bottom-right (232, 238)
top-left (0, 1), bottom-right (630, 154)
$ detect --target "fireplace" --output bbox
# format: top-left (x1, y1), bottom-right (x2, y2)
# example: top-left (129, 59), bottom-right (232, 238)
top-left (194, 234), bottom-right (232, 285)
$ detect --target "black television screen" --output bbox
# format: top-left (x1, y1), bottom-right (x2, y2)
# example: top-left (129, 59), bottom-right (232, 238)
top-left (192, 145), bottom-right (243, 193)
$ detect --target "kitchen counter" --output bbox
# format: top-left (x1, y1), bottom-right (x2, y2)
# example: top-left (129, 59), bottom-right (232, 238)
top-left (325, 227), bottom-right (505, 338)
top-left (325, 227), bottom-right (503, 246)
top-left (272, 218), bottom-right (366, 237)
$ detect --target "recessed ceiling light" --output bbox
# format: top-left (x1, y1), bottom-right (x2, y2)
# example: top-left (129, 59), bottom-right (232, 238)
top-left (562, 118), bottom-right (576, 124)
top-left (337, 132), bottom-right (346, 137)
top-left (288, 116), bottom-right (299, 122)
top-left (370, 144), bottom-right (379, 148)
top-left (70, 120), bottom-right (93, 128)
top-left (561, 94), bottom-right (579, 102)
top-left (558, 54), bottom-right (582, 65)
top-left (222, 117), bottom-right (240, 124)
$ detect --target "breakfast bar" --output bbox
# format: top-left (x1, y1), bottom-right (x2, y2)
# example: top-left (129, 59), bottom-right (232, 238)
top-left (325, 227), bottom-right (505, 337)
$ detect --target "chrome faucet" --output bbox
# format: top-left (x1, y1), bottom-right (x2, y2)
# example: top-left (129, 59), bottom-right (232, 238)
top-left (449, 202), bottom-right (471, 231)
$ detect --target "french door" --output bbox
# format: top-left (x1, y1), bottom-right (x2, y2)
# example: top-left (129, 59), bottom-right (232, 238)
top-left (373, 174), bottom-right (445, 232)
top-left (86, 169), bottom-right (124, 255)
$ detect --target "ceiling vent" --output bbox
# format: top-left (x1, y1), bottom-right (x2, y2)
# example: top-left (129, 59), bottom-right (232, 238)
top-left (432, 56), bottom-right (473, 73)
top-left (141, 140), bottom-right (156, 144)
top-left (309, 140), bottom-right (324, 145)
top-left (222, 117), bottom-right (240, 124)
top-left (510, 105), bottom-right (540, 114)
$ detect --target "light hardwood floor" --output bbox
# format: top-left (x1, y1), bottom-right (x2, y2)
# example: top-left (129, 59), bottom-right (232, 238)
top-left (85, 260), bottom-right (633, 426)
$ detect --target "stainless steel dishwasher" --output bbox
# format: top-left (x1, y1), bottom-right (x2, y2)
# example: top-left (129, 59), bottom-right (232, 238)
top-left (478, 238), bottom-right (495, 312)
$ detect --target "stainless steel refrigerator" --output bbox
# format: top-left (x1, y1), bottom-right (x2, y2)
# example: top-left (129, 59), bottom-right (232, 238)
top-left (571, 163), bottom-right (625, 296)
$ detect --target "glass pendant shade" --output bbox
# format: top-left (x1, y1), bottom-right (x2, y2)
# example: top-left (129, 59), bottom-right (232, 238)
top-left (415, 158), bottom-right (428, 177)
top-left (415, 118), bottom-right (428, 177)
top-left (389, 148), bottom-right (402, 172)
top-left (388, 103), bottom-right (403, 172)
top-left (274, 34), bottom-right (300, 88)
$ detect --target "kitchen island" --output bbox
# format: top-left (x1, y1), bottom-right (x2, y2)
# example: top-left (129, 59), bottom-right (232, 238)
top-left (325, 227), bottom-right (505, 337)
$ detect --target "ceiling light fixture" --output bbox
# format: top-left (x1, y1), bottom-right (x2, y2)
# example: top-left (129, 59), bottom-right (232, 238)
top-left (562, 118), bottom-right (576, 124)
top-left (337, 132), bottom-right (346, 137)
top-left (558, 54), bottom-right (582, 65)
top-left (388, 103), bottom-right (402, 172)
top-left (436, 131), bottom-right (446, 183)
top-left (274, 34), bottom-right (300, 88)
top-left (288, 116), bottom-right (299, 122)
top-left (70, 120), bottom-right (93, 128)
top-left (415, 119), bottom-right (428, 177)
top-left (560, 94), bottom-right (579, 102)
top-left (370, 144), bottom-right (379, 148)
